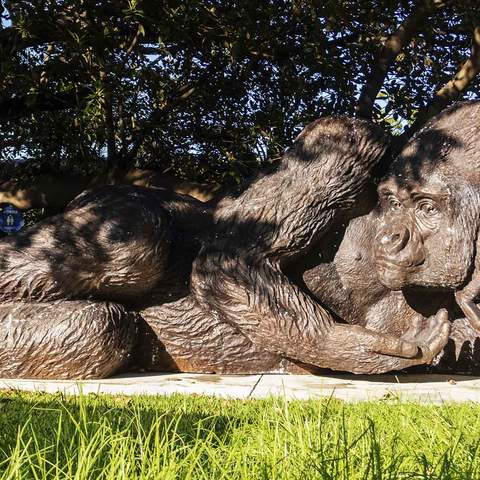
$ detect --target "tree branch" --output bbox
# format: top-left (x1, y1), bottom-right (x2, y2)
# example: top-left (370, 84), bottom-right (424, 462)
top-left (99, 68), bottom-right (117, 168)
top-left (0, 168), bottom-right (219, 210)
top-left (120, 74), bottom-right (204, 167)
top-left (393, 24), bottom-right (480, 151)
top-left (355, 0), bottom-right (448, 119)
top-left (0, 24), bottom-right (169, 60)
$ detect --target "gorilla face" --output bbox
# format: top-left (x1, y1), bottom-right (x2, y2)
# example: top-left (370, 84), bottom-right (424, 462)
top-left (373, 101), bottom-right (480, 293)
top-left (373, 171), bottom-right (479, 291)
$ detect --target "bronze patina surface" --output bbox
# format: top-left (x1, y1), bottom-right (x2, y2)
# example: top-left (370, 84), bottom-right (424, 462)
top-left (1, 104), bottom-right (479, 378)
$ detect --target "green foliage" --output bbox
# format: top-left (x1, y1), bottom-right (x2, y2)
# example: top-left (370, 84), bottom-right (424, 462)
top-left (0, 0), bottom-right (479, 185)
top-left (1, 391), bottom-right (480, 479)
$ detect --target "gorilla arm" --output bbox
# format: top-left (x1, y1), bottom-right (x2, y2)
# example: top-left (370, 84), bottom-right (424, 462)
top-left (455, 272), bottom-right (480, 332)
top-left (454, 216), bottom-right (480, 333)
top-left (184, 115), bottom-right (452, 374)
top-left (191, 252), bottom-right (450, 374)
top-left (454, 235), bottom-right (480, 348)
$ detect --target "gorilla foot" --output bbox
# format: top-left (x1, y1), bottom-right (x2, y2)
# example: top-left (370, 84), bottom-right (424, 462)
top-left (449, 317), bottom-right (480, 361)
top-left (455, 287), bottom-right (480, 335)
top-left (429, 317), bottom-right (480, 374)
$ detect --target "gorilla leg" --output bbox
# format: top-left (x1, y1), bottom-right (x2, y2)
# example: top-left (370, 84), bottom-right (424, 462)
top-left (0, 300), bottom-right (137, 379)
top-left (139, 297), bottom-right (282, 374)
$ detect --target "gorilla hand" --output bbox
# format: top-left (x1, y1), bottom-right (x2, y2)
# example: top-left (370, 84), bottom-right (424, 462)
top-left (316, 309), bottom-right (450, 374)
top-left (399, 309), bottom-right (450, 364)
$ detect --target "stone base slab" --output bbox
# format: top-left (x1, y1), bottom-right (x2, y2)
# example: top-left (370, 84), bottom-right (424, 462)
top-left (2, 373), bottom-right (480, 403)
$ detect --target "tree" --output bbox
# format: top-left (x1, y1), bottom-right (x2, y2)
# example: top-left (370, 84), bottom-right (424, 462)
top-left (0, 0), bottom-right (479, 209)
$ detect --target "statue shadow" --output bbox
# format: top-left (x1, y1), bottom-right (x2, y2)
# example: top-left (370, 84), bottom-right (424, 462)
top-left (315, 371), bottom-right (480, 384)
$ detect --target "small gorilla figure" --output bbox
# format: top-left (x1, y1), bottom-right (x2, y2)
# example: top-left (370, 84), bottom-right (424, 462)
top-left (305, 101), bottom-right (480, 369)
top-left (0, 116), bottom-right (448, 378)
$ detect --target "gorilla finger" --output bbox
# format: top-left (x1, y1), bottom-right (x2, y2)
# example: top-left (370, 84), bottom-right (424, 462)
top-left (417, 309), bottom-right (449, 342)
top-left (426, 310), bottom-right (451, 356)
top-left (433, 308), bottom-right (449, 327)
top-left (371, 335), bottom-right (419, 358)
top-left (439, 308), bottom-right (450, 324)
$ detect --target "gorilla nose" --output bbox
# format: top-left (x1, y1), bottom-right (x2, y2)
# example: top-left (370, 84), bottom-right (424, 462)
top-left (378, 225), bottom-right (410, 254)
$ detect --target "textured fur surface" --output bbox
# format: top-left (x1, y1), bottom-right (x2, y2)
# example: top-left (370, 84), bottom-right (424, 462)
top-left (0, 110), bottom-right (469, 378)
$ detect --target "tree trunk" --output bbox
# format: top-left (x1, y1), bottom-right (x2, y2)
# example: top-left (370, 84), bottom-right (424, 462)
top-left (393, 24), bottom-right (480, 153)
top-left (355, 0), bottom-right (450, 119)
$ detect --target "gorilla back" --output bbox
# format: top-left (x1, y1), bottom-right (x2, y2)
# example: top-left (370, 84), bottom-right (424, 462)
top-left (0, 185), bottom-right (211, 304)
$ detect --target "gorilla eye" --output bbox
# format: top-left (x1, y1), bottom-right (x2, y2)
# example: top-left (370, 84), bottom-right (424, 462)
top-left (417, 200), bottom-right (438, 217)
top-left (388, 197), bottom-right (402, 211)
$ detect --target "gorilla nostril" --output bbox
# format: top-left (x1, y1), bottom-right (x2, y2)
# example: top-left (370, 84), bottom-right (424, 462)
top-left (390, 227), bottom-right (410, 253)
top-left (380, 232), bottom-right (401, 246)
top-left (378, 226), bottom-right (410, 254)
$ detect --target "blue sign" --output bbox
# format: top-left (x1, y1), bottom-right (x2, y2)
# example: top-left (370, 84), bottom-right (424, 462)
top-left (0, 204), bottom-right (25, 233)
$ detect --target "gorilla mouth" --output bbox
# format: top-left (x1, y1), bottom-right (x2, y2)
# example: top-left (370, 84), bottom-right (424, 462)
top-left (374, 258), bottom-right (425, 290)
top-left (375, 257), bottom-right (425, 270)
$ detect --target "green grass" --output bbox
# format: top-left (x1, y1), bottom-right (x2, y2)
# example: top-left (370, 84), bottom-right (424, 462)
top-left (0, 391), bottom-right (479, 479)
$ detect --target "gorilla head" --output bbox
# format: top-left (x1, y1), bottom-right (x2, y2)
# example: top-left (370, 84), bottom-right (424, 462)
top-left (374, 101), bottom-right (480, 291)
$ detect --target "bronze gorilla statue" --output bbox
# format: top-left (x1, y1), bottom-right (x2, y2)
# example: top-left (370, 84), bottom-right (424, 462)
top-left (2, 104), bottom-right (477, 379)
top-left (305, 100), bottom-right (480, 373)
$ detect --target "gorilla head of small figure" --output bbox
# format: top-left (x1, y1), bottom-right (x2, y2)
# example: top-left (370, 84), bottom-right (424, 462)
top-left (373, 101), bottom-right (480, 291)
